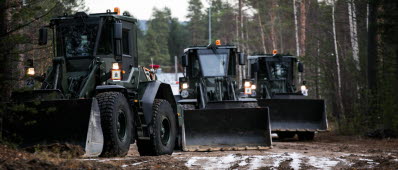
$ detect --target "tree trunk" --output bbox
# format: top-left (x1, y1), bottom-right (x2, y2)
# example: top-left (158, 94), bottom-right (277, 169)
top-left (0, 0), bottom-right (12, 101)
top-left (278, 8), bottom-right (283, 53)
top-left (314, 0), bottom-right (321, 99)
top-left (238, 0), bottom-right (244, 84)
top-left (316, 40), bottom-right (321, 99)
top-left (367, 0), bottom-right (378, 92)
top-left (299, 0), bottom-right (307, 56)
top-left (239, 0), bottom-right (243, 50)
top-left (332, 0), bottom-right (345, 120)
top-left (293, 0), bottom-right (300, 56)
top-left (366, 2), bottom-right (369, 32)
top-left (293, 0), bottom-right (301, 84)
top-left (235, 14), bottom-right (242, 88)
top-left (348, 0), bottom-right (360, 71)
top-left (235, 14), bottom-right (239, 46)
top-left (257, 13), bottom-right (267, 54)
top-left (270, 0), bottom-right (277, 50)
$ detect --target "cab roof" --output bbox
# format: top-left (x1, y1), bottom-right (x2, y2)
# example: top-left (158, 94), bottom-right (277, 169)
top-left (51, 11), bottom-right (137, 24)
top-left (184, 45), bottom-right (237, 53)
top-left (248, 54), bottom-right (297, 60)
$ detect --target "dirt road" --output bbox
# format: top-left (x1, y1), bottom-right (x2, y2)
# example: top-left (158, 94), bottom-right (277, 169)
top-left (1, 132), bottom-right (398, 169)
top-left (81, 132), bottom-right (398, 169)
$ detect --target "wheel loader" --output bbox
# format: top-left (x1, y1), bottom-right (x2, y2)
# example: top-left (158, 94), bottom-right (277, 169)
top-left (3, 10), bottom-right (178, 157)
top-left (242, 52), bottom-right (327, 140)
top-left (176, 43), bottom-right (272, 151)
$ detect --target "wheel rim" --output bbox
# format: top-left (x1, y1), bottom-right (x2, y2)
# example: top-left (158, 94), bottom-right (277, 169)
top-left (117, 109), bottom-right (127, 142)
top-left (160, 116), bottom-right (171, 146)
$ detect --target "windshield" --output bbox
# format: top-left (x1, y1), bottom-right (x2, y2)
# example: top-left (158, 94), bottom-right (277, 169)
top-left (56, 22), bottom-right (99, 58)
top-left (269, 61), bottom-right (289, 80)
top-left (199, 53), bottom-right (228, 77)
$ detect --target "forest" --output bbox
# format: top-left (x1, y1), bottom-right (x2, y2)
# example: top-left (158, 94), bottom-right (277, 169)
top-left (0, 0), bottom-right (397, 138)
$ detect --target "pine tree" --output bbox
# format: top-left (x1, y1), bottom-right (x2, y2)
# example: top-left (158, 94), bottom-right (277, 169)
top-left (186, 0), bottom-right (206, 45)
top-left (142, 8), bottom-right (172, 67)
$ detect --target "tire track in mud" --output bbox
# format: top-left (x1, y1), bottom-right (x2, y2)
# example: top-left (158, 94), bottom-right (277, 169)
top-left (180, 152), bottom-right (350, 169)
top-left (75, 133), bottom-right (398, 169)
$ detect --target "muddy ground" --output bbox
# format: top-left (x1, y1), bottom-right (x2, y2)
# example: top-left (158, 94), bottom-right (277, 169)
top-left (1, 132), bottom-right (398, 169)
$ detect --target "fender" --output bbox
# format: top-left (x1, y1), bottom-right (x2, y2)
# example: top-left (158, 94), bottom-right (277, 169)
top-left (95, 85), bottom-right (128, 95)
top-left (140, 81), bottom-right (177, 124)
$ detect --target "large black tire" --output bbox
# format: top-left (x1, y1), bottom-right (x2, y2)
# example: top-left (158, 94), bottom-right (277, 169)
top-left (277, 132), bottom-right (296, 139)
top-left (298, 132), bottom-right (315, 141)
top-left (97, 92), bottom-right (133, 157)
top-left (137, 99), bottom-right (177, 156)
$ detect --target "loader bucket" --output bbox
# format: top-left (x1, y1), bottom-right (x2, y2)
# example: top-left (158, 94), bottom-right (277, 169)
top-left (182, 105), bottom-right (271, 151)
top-left (4, 98), bottom-right (103, 157)
top-left (257, 99), bottom-right (327, 132)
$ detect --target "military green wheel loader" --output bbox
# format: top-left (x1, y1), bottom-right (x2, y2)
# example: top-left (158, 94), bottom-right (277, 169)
top-left (176, 44), bottom-right (271, 151)
top-left (242, 53), bottom-right (327, 140)
top-left (3, 10), bottom-right (178, 157)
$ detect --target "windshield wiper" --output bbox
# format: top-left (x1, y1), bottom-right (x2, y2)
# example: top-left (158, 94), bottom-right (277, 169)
top-left (206, 44), bottom-right (225, 65)
top-left (207, 43), bottom-right (219, 55)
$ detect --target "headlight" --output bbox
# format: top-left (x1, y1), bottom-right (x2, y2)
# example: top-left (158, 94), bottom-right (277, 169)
top-left (112, 63), bottom-right (120, 70)
top-left (27, 68), bottom-right (35, 76)
top-left (244, 81), bottom-right (251, 88)
top-left (300, 85), bottom-right (307, 91)
top-left (181, 90), bottom-right (189, 98)
top-left (251, 84), bottom-right (256, 90)
top-left (301, 85), bottom-right (308, 96)
top-left (182, 83), bottom-right (188, 89)
top-left (111, 63), bottom-right (122, 81)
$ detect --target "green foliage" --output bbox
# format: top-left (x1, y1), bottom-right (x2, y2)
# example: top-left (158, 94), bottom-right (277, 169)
top-left (186, 0), bottom-right (206, 45)
top-left (168, 18), bottom-right (189, 64)
top-left (207, 0), bottom-right (236, 44)
top-left (138, 7), bottom-right (189, 71)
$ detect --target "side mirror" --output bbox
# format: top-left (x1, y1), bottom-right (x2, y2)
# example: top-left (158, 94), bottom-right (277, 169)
top-left (181, 54), bottom-right (188, 67)
top-left (114, 23), bottom-right (122, 40)
top-left (38, 28), bottom-right (48, 45)
top-left (114, 23), bottom-right (123, 60)
top-left (238, 53), bottom-right (245, 65)
top-left (298, 62), bottom-right (304, 73)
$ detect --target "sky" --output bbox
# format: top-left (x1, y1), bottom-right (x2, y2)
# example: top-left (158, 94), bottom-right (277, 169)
top-left (85, 0), bottom-right (212, 21)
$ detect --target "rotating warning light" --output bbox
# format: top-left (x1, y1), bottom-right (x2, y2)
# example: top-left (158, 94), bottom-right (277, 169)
top-left (114, 7), bottom-right (120, 15)
top-left (215, 40), bottom-right (221, 46)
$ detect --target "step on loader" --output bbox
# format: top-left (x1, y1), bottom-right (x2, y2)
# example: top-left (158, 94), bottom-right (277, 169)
top-left (3, 9), bottom-right (178, 157)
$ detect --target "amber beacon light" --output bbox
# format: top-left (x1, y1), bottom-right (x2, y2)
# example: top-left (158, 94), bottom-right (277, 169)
top-left (114, 7), bottom-right (120, 15)
top-left (215, 40), bottom-right (221, 45)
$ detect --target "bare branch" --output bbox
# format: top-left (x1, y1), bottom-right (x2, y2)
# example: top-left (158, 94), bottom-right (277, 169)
top-left (0, 1), bottom-right (60, 38)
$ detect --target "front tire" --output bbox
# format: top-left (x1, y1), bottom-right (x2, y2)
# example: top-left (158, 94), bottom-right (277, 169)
top-left (137, 99), bottom-right (176, 156)
top-left (97, 92), bottom-right (133, 157)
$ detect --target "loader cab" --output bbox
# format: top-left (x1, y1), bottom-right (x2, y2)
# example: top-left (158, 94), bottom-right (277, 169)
top-left (247, 54), bottom-right (303, 99)
top-left (50, 12), bottom-right (138, 62)
top-left (39, 11), bottom-right (139, 98)
top-left (179, 45), bottom-right (242, 104)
